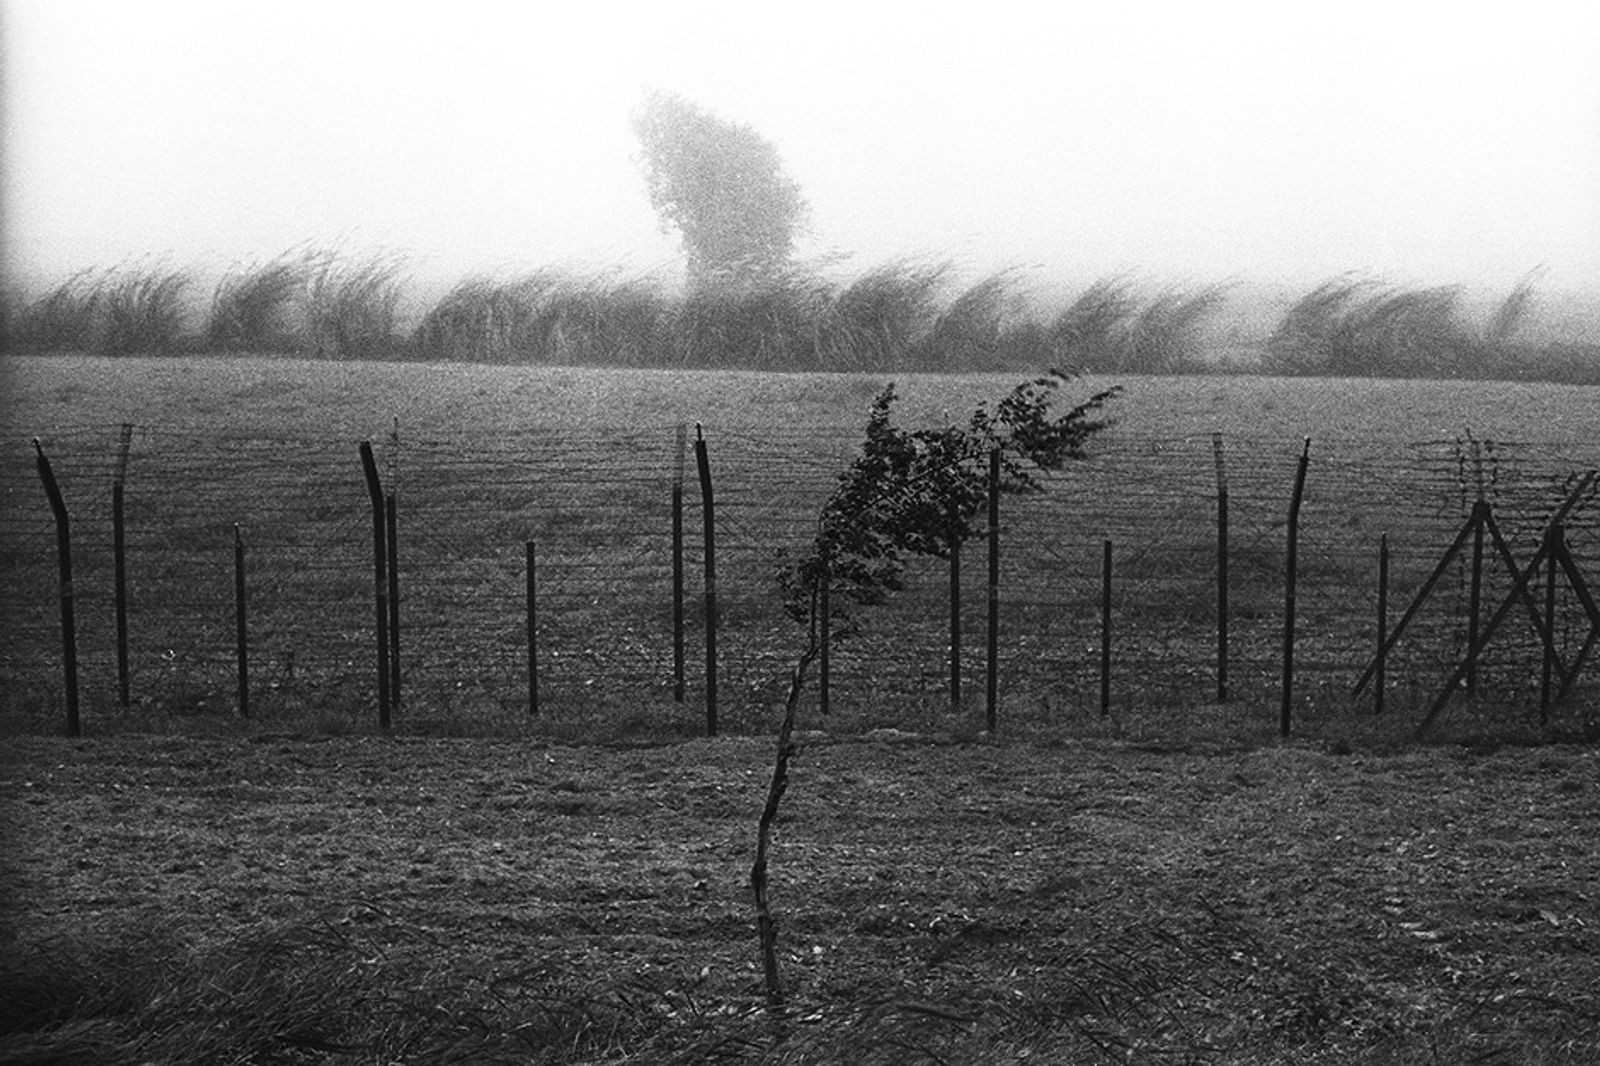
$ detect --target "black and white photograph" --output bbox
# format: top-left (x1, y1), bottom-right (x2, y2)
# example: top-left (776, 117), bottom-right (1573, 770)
top-left (2, 2), bottom-right (1597, 1061)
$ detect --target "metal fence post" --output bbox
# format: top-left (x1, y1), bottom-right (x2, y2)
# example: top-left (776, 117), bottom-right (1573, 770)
top-left (1281, 438), bottom-right (1311, 737)
top-left (694, 424), bottom-right (718, 737)
top-left (359, 441), bottom-right (391, 730)
top-left (34, 440), bottom-right (79, 738)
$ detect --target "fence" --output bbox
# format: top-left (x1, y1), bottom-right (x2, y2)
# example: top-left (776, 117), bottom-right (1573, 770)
top-left (3, 419), bottom-right (1598, 738)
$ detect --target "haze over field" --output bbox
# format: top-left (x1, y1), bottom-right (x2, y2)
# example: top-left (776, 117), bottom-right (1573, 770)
top-left (2, 0), bottom-right (1598, 303)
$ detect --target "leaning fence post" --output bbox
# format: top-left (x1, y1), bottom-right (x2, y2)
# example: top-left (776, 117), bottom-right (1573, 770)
top-left (1281, 438), bottom-right (1310, 737)
top-left (1213, 432), bottom-right (1229, 703)
top-left (34, 440), bottom-right (79, 738)
top-left (986, 448), bottom-right (1000, 732)
top-left (694, 424), bottom-right (718, 737)
top-left (234, 523), bottom-right (249, 719)
top-left (358, 441), bottom-right (391, 730)
top-left (113, 422), bottom-right (133, 708)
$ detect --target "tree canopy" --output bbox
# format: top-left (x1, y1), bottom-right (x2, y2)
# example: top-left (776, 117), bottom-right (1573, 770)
top-left (632, 91), bottom-right (807, 288)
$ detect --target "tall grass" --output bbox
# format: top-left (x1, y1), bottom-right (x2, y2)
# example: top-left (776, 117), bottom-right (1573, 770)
top-left (6, 267), bottom-right (110, 352)
top-left (1260, 273), bottom-right (1590, 380)
top-left (4, 265), bottom-right (192, 355)
top-left (1124, 283), bottom-right (1233, 374)
top-left (817, 259), bottom-right (945, 369)
top-left (101, 265), bottom-right (193, 355)
top-left (914, 269), bottom-right (1012, 370)
top-left (305, 250), bottom-right (409, 359)
top-left (5, 249), bottom-right (1593, 380)
top-left (1044, 276), bottom-right (1140, 371)
top-left (208, 252), bottom-right (312, 352)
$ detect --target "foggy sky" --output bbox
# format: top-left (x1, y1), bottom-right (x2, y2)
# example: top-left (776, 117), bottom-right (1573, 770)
top-left (3, 0), bottom-right (1597, 297)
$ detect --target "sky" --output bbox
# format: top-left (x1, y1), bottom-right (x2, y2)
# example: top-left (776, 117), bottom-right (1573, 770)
top-left (3, 0), bottom-right (1598, 301)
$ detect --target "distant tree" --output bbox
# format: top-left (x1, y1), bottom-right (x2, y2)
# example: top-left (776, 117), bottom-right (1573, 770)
top-left (632, 90), bottom-right (807, 288)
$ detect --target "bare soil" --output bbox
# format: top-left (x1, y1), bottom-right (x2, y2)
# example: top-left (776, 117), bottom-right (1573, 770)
top-left (2, 730), bottom-right (1598, 1062)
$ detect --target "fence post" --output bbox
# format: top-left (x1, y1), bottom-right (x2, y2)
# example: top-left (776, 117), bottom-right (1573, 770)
top-left (1281, 438), bottom-right (1310, 737)
top-left (358, 441), bottom-right (391, 730)
top-left (386, 491), bottom-right (401, 713)
top-left (527, 540), bottom-right (539, 716)
top-left (234, 523), bottom-right (249, 719)
top-left (694, 424), bottom-right (718, 737)
top-left (1375, 533), bottom-right (1389, 715)
top-left (1101, 538), bottom-right (1113, 718)
top-left (34, 440), bottom-right (79, 738)
top-left (1467, 499), bottom-right (1486, 698)
top-left (1213, 432), bottom-right (1229, 703)
top-left (986, 448), bottom-right (1000, 732)
top-left (949, 501), bottom-right (962, 706)
top-left (113, 423), bottom-right (133, 708)
top-left (672, 424), bottom-right (686, 704)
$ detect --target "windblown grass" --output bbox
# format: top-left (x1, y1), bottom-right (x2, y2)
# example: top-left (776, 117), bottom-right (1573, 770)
top-left (6, 267), bottom-right (110, 352)
top-left (207, 252), bottom-right (312, 352)
top-left (6, 248), bottom-right (1594, 379)
top-left (100, 264), bottom-right (193, 356)
top-left (1260, 272), bottom-right (1593, 380)
top-left (305, 249), bottom-right (410, 359)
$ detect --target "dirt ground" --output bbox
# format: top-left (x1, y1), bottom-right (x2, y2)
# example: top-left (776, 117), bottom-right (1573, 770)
top-left (2, 729), bottom-right (1598, 1062)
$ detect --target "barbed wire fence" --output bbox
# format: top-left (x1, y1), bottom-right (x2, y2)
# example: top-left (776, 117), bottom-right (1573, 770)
top-left (3, 418), bottom-right (1597, 738)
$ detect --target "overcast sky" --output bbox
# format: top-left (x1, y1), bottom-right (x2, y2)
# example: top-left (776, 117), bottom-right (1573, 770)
top-left (3, 0), bottom-right (1597, 298)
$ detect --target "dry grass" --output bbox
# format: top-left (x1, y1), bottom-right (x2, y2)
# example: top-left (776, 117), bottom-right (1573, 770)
top-left (3, 733), bottom-right (1597, 1063)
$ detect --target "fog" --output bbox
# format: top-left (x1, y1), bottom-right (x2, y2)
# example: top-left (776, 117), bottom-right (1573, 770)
top-left (3, 0), bottom-right (1597, 299)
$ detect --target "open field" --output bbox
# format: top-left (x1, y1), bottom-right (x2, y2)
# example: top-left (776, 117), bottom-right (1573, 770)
top-left (3, 356), bottom-right (1600, 745)
top-left (3, 357), bottom-right (1600, 1063)
top-left (3, 732), bottom-right (1599, 1063)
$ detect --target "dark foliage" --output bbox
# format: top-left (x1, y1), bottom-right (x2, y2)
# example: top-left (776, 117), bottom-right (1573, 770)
top-left (632, 91), bottom-right (808, 289)
top-left (779, 370), bottom-right (1122, 627)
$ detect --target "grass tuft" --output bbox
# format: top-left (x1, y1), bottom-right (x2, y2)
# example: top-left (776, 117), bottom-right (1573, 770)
top-left (6, 267), bottom-right (111, 352)
top-left (305, 249), bottom-right (410, 359)
top-left (100, 264), bottom-right (194, 356)
top-left (207, 251), bottom-right (313, 352)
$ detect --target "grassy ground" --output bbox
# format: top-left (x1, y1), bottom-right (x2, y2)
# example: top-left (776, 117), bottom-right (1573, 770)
top-left (2, 729), bottom-right (1598, 1064)
top-left (3, 356), bottom-right (1599, 742)
top-left (3, 357), bottom-right (1599, 1062)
